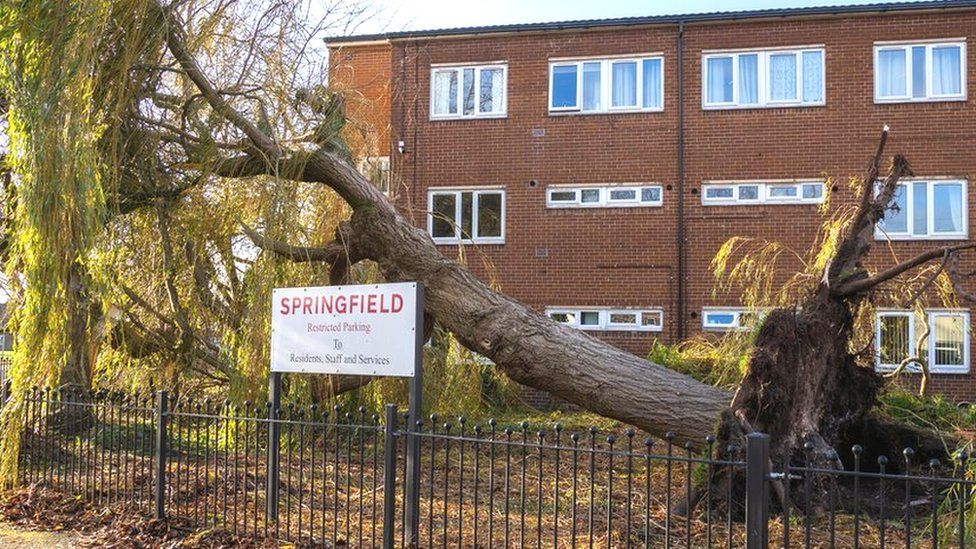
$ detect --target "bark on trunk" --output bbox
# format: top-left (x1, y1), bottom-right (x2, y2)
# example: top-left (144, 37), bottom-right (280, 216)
top-left (304, 154), bottom-right (732, 446)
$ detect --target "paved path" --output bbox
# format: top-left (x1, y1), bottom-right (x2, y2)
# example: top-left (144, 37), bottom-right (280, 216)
top-left (0, 523), bottom-right (81, 548)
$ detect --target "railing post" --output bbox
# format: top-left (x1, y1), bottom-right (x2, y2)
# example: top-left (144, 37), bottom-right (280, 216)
top-left (745, 432), bottom-right (770, 549)
top-left (154, 390), bottom-right (168, 519)
top-left (266, 371), bottom-right (282, 526)
top-left (382, 404), bottom-right (399, 549)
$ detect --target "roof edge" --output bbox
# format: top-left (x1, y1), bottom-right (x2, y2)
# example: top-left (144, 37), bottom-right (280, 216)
top-left (325, 1), bottom-right (976, 46)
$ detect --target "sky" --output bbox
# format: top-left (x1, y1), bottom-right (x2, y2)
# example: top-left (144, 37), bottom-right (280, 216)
top-left (354, 0), bottom-right (910, 35)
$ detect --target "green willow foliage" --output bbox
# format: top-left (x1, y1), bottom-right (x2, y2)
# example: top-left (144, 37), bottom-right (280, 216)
top-left (0, 0), bottom-right (162, 483)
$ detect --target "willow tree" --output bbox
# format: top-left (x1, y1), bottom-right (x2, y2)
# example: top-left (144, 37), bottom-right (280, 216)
top-left (2, 1), bottom-right (975, 502)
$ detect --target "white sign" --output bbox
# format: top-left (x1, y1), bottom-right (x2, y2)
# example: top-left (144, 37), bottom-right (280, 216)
top-left (270, 282), bottom-right (420, 376)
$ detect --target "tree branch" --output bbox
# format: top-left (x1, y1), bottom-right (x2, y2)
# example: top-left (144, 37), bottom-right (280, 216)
top-left (833, 243), bottom-right (976, 297)
top-left (158, 3), bottom-right (281, 159)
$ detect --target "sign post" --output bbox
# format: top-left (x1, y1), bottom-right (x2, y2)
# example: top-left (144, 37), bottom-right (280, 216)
top-left (268, 282), bottom-right (424, 542)
top-left (405, 283), bottom-right (424, 546)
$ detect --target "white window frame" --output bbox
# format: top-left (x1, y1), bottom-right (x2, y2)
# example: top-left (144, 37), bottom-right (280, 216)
top-left (430, 63), bottom-right (508, 120)
top-left (875, 178), bottom-right (968, 241)
top-left (702, 308), bottom-right (765, 332)
top-left (546, 184), bottom-right (663, 208)
top-left (873, 40), bottom-right (967, 103)
top-left (546, 307), bottom-right (664, 332)
top-left (548, 54), bottom-right (664, 114)
top-left (875, 310), bottom-right (970, 374)
top-left (701, 46), bottom-right (826, 109)
top-left (427, 187), bottom-right (506, 245)
top-left (357, 156), bottom-right (391, 195)
top-left (701, 180), bottom-right (826, 206)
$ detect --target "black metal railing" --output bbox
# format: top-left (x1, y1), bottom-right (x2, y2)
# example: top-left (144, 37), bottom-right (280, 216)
top-left (9, 387), bottom-right (976, 547)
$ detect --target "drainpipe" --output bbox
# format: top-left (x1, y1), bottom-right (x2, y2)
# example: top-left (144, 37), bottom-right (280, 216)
top-left (676, 21), bottom-right (688, 341)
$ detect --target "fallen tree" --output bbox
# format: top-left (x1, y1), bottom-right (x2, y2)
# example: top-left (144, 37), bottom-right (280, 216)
top-left (6, 1), bottom-right (973, 496)
top-left (151, 1), bottom-right (976, 469)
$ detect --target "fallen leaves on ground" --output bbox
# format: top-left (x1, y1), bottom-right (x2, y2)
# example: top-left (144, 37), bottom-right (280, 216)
top-left (0, 486), bottom-right (289, 548)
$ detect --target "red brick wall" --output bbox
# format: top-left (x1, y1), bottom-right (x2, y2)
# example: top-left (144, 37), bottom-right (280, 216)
top-left (335, 8), bottom-right (976, 403)
top-left (328, 43), bottom-right (392, 159)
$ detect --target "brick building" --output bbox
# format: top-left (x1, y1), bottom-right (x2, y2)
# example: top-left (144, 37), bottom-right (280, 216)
top-left (326, 1), bottom-right (976, 402)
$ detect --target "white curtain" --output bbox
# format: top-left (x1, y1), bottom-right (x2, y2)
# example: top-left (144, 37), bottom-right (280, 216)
top-left (933, 46), bottom-right (962, 95)
top-left (707, 57), bottom-right (733, 103)
top-left (769, 53), bottom-right (797, 101)
top-left (802, 51), bottom-right (823, 102)
top-left (738, 54), bottom-right (758, 104)
top-left (612, 61), bottom-right (637, 107)
top-left (934, 183), bottom-right (963, 233)
top-left (432, 70), bottom-right (457, 115)
top-left (877, 49), bottom-right (906, 97)
top-left (642, 59), bottom-right (662, 108)
top-left (582, 62), bottom-right (601, 111)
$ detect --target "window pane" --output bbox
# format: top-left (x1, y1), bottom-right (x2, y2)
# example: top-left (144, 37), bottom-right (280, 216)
top-left (769, 53), bottom-right (797, 101)
top-left (802, 51), bottom-right (823, 103)
top-left (768, 185), bottom-right (798, 198)
top-left (550, 190), bottom-right (577, 202)
top-left (642, 58), bottom-right (662, 108)
top-left (802, 183), bottom-right (823, 200)
top-left (706, 57), bottom-right (734, 103)
top-left (579, 311), bottom-right (600, 326)
top-left (477, 192), bottom-right (503, 238)
top-left (739, 312), bottom-right (760, 329)
top-left (609, 189), bottom-right (637, 201)
top-left (641, 187), bottom-right (661, 202)
top-left (611, 61), bottom-right (638, 107)
top-left (933, 182), bottom-right (963, 234)
top-left (550, 312), bottom-right (574, 324)
top-left (432, 70), bottom-right (458, 115)
top-left (609, 312), bottom-right (638, 325)
top-left (877, 49), bottom-right (907, 97)
top-left (879, 315), bottom-right (910, 364)
top-left (431, 193), bottom-right (457, 238)
top-left (932, 45), bottom-right (963, 96)
top-left (706, 313), bottom-right (735, 326)
top-left (641, 312), bottom-right (662, 327)
top-left (462, 68), bottom-right (476, 115)
top-left (705, 186), bottom-right (734, 199)
top-left (581, 189), bottom-right (601, 203)
top-left (738, 54), bottom-right (759, 104)
top-left (460, 191), bottom-right (474, 238)
top-left (881, 184), bottom-right (908, 233)
top-left (480, 68), bottom-right (504, 113)
top-left (738, 185), bottom-right (760, 200)
top-left (552, 65), bottom-right (578, 108)
top-left (912, 46), bottom-right (927, 98)
top-left (933, 314), bottom-right (966, 367)
top-left (912, 182), bottom-right (928, 236)
top-left (582, 62), bottom-right (602, 111)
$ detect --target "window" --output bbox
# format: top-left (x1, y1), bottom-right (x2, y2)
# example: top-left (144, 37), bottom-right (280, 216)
top-left (546, 184), bottom-right (663, 208)
top-left (428, 188), bottom-right (505, 244)
top-left (874, 41), bottom-right (966, 103)
top-left (876, 179), bottom-right (967, 240)
top-left (701, 181), bottom-right (825, 206)
top-left (547, 308), bottom-right (663, 332)
top-left (431, 64), bottom-right (507, 119)
top-left (702, 308), bottom-right (765, 331)
top-left (876, 310), bottom-right (970, 374)
top-left (702, 47), bottom-right (825, 109)
top-left (357, 156), bottom-right (390, 194)
top-left (549, 55), bottom-right (663, 113)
